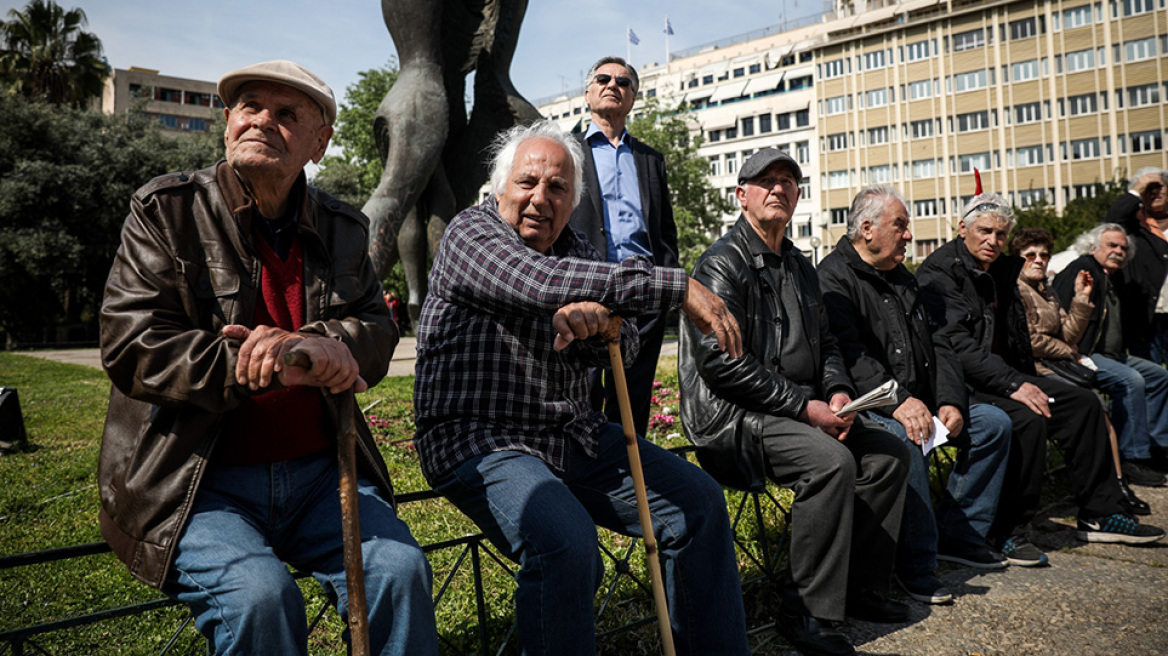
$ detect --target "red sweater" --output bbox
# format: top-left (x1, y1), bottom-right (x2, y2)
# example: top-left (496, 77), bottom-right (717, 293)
top-left (215, 236), bottom-right (330, 464)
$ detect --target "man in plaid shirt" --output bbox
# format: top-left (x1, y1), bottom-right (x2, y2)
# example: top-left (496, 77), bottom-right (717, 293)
top-left (414, 119), bottom-right (749, 655)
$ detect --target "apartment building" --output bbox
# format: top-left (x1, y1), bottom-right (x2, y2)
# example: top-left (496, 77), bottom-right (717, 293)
top-left (101, 67), bottom-right (223, 136)
top-left (536, 0), bottom-right (1167, 263)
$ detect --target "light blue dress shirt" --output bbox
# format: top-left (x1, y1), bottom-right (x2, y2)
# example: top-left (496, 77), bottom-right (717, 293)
top-left (585, 123), bottom-right (652, 262)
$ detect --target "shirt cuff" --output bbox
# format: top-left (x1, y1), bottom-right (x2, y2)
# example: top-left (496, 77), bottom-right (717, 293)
top-left (651, 266), bottom-right (690, 310)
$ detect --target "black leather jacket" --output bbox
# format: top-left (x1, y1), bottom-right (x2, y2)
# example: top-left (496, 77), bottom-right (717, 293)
top-left (1105, 192), bottom-right (1168, 352)
top-left (818, 237), bottom-right (967, 418)
top-left (679, 216), bottom-right (853, 491)
top-left (917, 239), bottom-right (1035, 398)
top-left (98, 162), bottom-right (396, 588)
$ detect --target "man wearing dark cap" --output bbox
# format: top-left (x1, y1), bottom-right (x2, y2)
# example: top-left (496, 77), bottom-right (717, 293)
top-left (679, 149), bottom-right (911, 656)
top-left (98, 60), bottom-right (438, 654)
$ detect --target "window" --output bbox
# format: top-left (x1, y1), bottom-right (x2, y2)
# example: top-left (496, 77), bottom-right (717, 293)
top-left (868, 126), bottom-right (890, 145)
top-left (1131, 130), bottom-right (1163, 153)
top-left (726, 153), bottom-right (738, 174)
top-left (733, 67), bottom-right (745, 78)
top-left (830, 208), bottom-right (849, 225)
top-left (708, 129), bottom-right (721, 143)
top-left (709, 156), bottom-right (721, 176)
top-left (799, 177), bottom-right (811, 199)
top-left (866, 88), bottom-right (889, 108)
top-left (1128, 84), bottom-right (1162, 107)
top-left (1067, 93), bottom-right (1098, 115)
top-left (914, 199), bottom-right (939, 217)
top-left (796, 141), bottom-right (810, 164)
top-left (957, 111), bottom-right (990, 132)
top-left (788, 75), bottom-right (812, 91)
top-left (796, 110), bottom-right (810, 127)
top-left (749, 63), bottom-right (762, 74)
top-left (825, 95), bottom-right (847, 115)
top-left (908, 79), bottom-right (932, 100)
top-left (725, 126), bottom-right (738, 139)
top-left (1069, 137), bottom-right (1100, 159)
top-left (912, 159), bottom-right (937, 178)
top-left (822, 59), bottom-right (846, 79)
top-left (915, 239), bottom-right (940, 259)
top-left (184, 92), bottom-right (212, 107)
top-left (156, 114), bottom-right (178, 129)
top-left (1017, 189), bottom-right (1047, 208)
top-left (1063, 4), bottom-right (1093, 28)
top-left (1014, 102), bottom-right (1042, 124)
top-left (1015, 145), bottom-right (1044, 166)
top-left (1118, 0), bottom-right (1156, 16)
top-left (954, 69), bottom-right (988, 92)
top-left (1010, 17), bottom-right (1038, 40)
top-left (741, 117), bottom-right (755, 137)
top-left (777, 113), bottom-right (791, 131)
top-left (827, 133), bottom-right (849, 151)
top-left (959, 152), bottom-right (991, 172)
top-left (906, 118), bottom-right (934, 138)
top-left (869, 165), bottom-right (892, 183)
top-left (864, 50), bottom-right (887, 70)
top-left (1012, 59), bottom-right (1040, 82)
top-left (155, 87), bottom-right (181, 103)
top-left (905, 40), bottom-right (934, 61)
top-left (1065, 48), bottom-right (1095, 72)
top-left (952, 28), bottom-right (988, 52)
top-left (1125, 37), bottom-right (1156, 62)
top-left (829, 170), bottom-right (850, 189)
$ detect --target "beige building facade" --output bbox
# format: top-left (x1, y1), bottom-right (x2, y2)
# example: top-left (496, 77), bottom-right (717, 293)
top-left (101, 67), bottom-right (223, 136)
top-left (536, 0), bottom-right (1167, 263)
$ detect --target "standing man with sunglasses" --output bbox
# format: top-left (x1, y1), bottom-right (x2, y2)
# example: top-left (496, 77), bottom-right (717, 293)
top-left (571, 56), bottom-right (680, 436)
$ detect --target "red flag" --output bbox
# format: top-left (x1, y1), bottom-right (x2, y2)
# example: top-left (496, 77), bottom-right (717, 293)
top-left (974, 168), bottom-right (983, 195)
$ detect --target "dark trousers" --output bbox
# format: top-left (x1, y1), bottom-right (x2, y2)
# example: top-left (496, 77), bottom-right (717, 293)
top-left (758, 415), bottom-right (910, 621)
top-left (591, 311), bottom-right (668, 436)
top-left (974, 374), bottom-right (1124, 541)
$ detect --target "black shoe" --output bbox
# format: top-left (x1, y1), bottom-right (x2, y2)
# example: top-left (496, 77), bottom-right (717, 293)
top-left (1121, 459), bottom-right (1166, 487)
top-left (936, 536), bottom-right (1008, 570)
top-left (1119, 477), bottom-right (1152, 515)
top-left (846, 590), bottom-right (910, 623)
top-left (774, 606), bottom-right (855, 656)
top-left (895, 572), bottom-right (954, 604)
top-left (1076, 512), bottom-right (1166, 544)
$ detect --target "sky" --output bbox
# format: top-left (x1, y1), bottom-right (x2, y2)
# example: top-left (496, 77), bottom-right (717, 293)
top-left (3, 0), bottom-right (830, 108)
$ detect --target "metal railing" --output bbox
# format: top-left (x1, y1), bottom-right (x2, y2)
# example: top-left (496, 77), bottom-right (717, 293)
top-left (0, 449), bottom-right (792, 655)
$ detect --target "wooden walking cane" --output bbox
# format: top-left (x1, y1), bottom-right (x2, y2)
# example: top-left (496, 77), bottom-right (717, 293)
top-left (602, 317), bottom-right (677, 656)
top-left (283, 351), bottom-right (371, 656)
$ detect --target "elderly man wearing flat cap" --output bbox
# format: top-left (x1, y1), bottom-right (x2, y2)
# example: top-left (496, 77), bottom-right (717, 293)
top-left (97, 60), bottom-right (438, 655)
top-left (679, 149), bottom-right (911, 656)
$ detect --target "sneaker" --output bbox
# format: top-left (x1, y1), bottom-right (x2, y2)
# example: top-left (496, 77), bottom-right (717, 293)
top-left (1119, 477), bottom-right (1152, 516)
top-left (896, 572), bottom-right (953, 605)
top-left (995, 535), bottom-right (1048, 567)
top-left (1076, 513), bottom-right (1166, 544)
top-left (936, 537), bottom-right (1008, 570)
top-left (1121, 460), bottom-right (1167, 487)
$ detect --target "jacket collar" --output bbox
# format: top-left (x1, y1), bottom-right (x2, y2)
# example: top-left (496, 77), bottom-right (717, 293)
top-left (835, 235), bottom-right (916, 288)
top-left (216, 161), bottom-right (315, 246)
top-left (733, 214), bottom-right (793, 269)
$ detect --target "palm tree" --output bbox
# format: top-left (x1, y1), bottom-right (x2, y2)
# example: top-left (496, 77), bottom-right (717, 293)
top-left (0, 0), bottom-right (108, 106)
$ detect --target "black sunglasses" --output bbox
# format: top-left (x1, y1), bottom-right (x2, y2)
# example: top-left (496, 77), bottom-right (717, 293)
top-left (593, 73), bottom-right (632, 88)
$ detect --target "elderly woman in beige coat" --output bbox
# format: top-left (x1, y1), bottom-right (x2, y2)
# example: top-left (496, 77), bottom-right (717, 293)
top-left (1012, 227), bottom-right (1149, 515)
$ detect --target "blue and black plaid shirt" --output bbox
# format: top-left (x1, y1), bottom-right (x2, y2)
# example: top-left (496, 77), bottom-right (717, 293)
top-left (413, 198), bottom-right (688, 484)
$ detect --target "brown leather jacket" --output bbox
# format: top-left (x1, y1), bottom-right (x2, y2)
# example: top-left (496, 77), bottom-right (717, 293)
top-left (98, 162), bottom-right (397, 588)
top-left (1016, 277), bottom-right (1092, 375)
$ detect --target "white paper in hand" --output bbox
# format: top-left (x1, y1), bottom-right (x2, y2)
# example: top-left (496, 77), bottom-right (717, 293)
top-left (922, 416), bottom-right (950, 455)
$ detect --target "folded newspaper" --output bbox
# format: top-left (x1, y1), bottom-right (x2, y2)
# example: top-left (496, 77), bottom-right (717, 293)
top-left (834, 379), bottom-right (900, 416)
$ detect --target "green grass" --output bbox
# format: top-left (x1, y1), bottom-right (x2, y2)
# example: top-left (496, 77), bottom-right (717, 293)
top-left (0, 352), bottom-right (791, 654)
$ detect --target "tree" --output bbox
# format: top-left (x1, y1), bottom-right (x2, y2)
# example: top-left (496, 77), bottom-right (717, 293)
top-left (0, 0), bottom-right (108, 107)
top-left (1012, 179), bottom-right (1128, 253)
top-left (313, 60), bottom-right (399, 202)
top-left (0, 93), bottom-right (221, 346)
top-left (627, 98), bottom-right (735, 273)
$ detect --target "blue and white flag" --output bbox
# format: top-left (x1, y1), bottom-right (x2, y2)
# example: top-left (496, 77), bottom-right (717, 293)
top-left (664, 16), bottom-right (674, 35)
top-left (628, 27), bottom-right (640, 45)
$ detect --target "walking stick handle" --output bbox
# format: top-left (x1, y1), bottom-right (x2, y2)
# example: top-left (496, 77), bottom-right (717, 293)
top-left (602, 317), bottom-right (677, 656)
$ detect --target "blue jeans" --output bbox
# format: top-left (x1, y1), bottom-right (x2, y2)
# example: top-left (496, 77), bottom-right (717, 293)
top-left (432, 423), bottom-right (749, 656)
top-left (865, 403), bottom-right (1011, 576)
top-left (1090, 353), bottom-right (1168, 460)
top-left (166, 452), bottom-right (438, 656)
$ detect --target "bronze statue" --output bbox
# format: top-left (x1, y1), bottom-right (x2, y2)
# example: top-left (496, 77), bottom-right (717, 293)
top-left (364, 0), bottom-right (542, 321)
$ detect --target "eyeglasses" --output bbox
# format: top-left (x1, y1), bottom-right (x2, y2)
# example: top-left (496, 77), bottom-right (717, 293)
top-left (1023, 251), bottom-right (1051, 261)
top-left (593, 73), bottom-right (632, 88)
top-left (963, 202), bottom-right (1009, 219)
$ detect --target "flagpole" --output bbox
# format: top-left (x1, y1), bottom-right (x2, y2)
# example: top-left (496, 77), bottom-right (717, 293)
top-left (627, 25), bottom-right (631, 64)
top-left (664, 16), bottom-right (671, 63)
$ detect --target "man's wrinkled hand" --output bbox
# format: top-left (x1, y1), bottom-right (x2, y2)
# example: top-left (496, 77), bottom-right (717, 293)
top-left (682, 278), bottom-right (742, 358)
top-left (893, 396), bottom-right (933, 445)
top-left (223, 324), bottom-right (366, 394)
top-left (802, 395), bottom-right (854, 441)
top-left (1010, 382), bottom-right (1052, 418)
top-left (938, 404), bottom-right (964, 437)
top-left (552, 302), bottom-right (611, 351)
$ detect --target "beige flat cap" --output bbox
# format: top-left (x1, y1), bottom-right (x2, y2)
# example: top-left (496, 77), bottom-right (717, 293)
top-left (218, 60), bottom-right (336, 125)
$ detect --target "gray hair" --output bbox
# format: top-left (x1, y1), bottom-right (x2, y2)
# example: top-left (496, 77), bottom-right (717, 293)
top-left (1131, 166), bottom-right (1168, 191)
top-left (1077, 222), bottom-right (1136, 260)
top-left (586, 56), bottom-right (640, 95)
top-left (488, 119), bottom-right (585, 209)
top-left (960, 192), bottom-right (1015, 231)
top-left (846, 184), bottom-right (910, 241)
